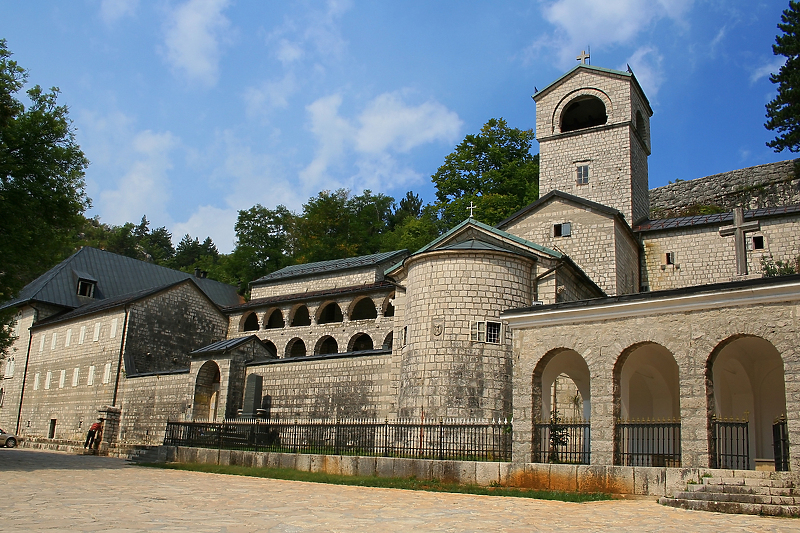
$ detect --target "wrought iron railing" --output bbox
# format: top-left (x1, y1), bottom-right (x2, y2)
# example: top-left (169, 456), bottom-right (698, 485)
top-left (614, 419), bottom-right (681, 467)
top-left (773, 415), bottom-right (790, 472)
top-left (711, 414), bottom-right (749, 470)
top-left (164, 417), bottom-right (512, 462)
top-left (532, 418), bottom-right (590, 464)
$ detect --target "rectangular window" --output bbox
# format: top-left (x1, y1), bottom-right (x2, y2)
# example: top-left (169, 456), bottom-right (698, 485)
top-left (665, 252), bottom-right (675, 265)
top-left (93, 323), bottom-right (101, 342)
top-left (87, 365), bottom-right (95, 386)
top-left (554, 222), bottom-right (571, 238)
top-left (72, 367), bottom-right (79, 387)
top-left (751, 235), bottom-right (765, 250)
top-left (51, 332), bottom-right (58, 350)
top-left (39, 335), bottom-right (45, 353)
top-left (48, 419), bottom-right (56, 439)
top-left (65, 329), bottom-right (72, 347)
top-left (59, 370), bottom-right (66, 388)
top-left (103, 363), bottom-right (112, 385)
top-left (472, 321), bottom-right (502, 344)
top-left (45, 371), bottom-right (52, 390)
top-left (34, 373), bottom-right (40, 391)
top-left (79, 326), bottom-right (86, 345)
top-left (576, 165), bottom-right (589, 184)
top-left (77, 280), bottom-right (95, 298)
top-left (402, 326), bottom-right (408, 346)
top-left (110, 318), bottom-right (118, 339)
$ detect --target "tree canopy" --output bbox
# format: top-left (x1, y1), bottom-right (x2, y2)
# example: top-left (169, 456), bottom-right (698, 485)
top-left (0, 40), bottom-right (90, 353)
top-left (765, 1), bottom-right (800, 152)
top-left (432, 118), bottom-right (539, 227)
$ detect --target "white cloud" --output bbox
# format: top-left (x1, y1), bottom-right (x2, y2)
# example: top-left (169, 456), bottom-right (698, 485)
top-left (97, 130), bottom-right (178, 227)
top-left (172, 205), bottom-right (239, 253)
top-left (534, 0), bottom-right (693, 65)
top-left (299, 94), bottom-right (356, 186)
top-left (355, 92), bottom-right (463, 154)
top-left (622, 47), bottom-right (664, 98)
top-left (163, 0), bottom-right (231, 86)
top-left (276, 39), bottom-right (304, 64)
top-left (243, 73), bottom-right (297, 116)
top-left (751, 57), bottom-right (785, 84)
top-left (99, 0), bottom-right (138, 24)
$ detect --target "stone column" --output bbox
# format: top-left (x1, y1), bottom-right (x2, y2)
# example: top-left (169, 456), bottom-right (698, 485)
top-left (97, 405), bottom-right (122, 449)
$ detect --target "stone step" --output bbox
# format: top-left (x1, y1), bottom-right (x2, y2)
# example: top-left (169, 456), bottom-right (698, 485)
top-left (702, 477), bottom-right (794, 488)
top-left (686, 483), bottom-right (795, 496)
top-left (659, 497), bottom-right (800, 517)
top-left (673, 490), bottom-right (800, 506)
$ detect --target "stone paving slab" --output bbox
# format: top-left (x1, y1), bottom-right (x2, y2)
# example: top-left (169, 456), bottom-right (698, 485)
top-left (1, 449), bottom-right (798, 532)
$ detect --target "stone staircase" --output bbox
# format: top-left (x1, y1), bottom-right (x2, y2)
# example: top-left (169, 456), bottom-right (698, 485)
top-left (660, 472), bottom-right (800, 517)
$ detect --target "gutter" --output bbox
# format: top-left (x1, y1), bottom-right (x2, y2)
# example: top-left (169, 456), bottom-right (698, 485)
top-left (111, 306), bottom-right (130, 406)
top-left (15, 309), bottom-right (36, 434)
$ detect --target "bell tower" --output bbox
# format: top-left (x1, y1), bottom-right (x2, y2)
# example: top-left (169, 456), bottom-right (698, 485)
top-left (533, 62), bottom-right (652, 224)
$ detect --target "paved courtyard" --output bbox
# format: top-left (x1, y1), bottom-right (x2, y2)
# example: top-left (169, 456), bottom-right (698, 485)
top-left (1, 448), bottom-right (798, 532)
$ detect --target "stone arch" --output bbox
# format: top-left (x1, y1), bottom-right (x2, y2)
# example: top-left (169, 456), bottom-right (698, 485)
top-left (348, 332), bottom-right (374, 352)
top-left (383, 292), bottom-right (395, 317)
top-left (286, 337), bottom-right (307, 358)
top-left (706, 334), bottom-right (787, 467)
top-left (349, 296), bottom-right (377, 320)
top-left (314, 335), bottom-right (338, 355)
top-left (193, 360), bottom-right (221, 421)
top-left (532, 348), bottom-right (591, 422)
top-left (263, 339), bottom-right (277, 358)
top-left (552, 88), bottom-right (613, 134)
top-left (290, 305), bottom-right (311, 327)
top-left (317, 301), bottom-right (343, 324)
top-left (241, 312), bottom-right (259, 332)
top-left (264, 308), bottom-right (285, 329)
top-left (613, 342), bottom-right (680, 421)
top-left (383, 331), bottom-right (393, 350)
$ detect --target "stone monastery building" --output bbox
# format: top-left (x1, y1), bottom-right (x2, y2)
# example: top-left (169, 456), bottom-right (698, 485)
top-left (2, 63), bottom-right (800, 472)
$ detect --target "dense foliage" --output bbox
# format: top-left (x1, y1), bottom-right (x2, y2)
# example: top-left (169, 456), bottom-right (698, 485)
top-left (766, 1), bottom-right (800, 152)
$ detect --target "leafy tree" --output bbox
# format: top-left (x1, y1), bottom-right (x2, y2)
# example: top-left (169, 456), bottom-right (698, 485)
top-left (0, 40), bottom-right (89, 354)
top-left (381, 203), bottom-right (441, 253)
top-left (170, 234), bottom-right (219, 271)
top-left (765, 1), bottom-right (800, 152)
top-left (432, 118), bottom-right (539, 227)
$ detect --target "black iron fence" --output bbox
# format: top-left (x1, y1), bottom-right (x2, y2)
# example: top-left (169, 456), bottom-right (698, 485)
top-left (773, 415), bottom-right (790, 472)
top-left (614, 419), bottom-right (681, 467)
top-left (164, 418), bottom-right (512, 462)
top-left (532, 418), bottom-right (590, 464)
top-left (711, 415), bottom-right (749, 470)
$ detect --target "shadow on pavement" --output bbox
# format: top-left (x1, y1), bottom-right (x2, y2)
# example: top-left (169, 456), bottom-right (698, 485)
top-left (0, 448), bottom-right (132, 471)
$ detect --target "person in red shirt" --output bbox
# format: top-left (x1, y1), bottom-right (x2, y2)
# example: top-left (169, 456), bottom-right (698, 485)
top-left (84, 419), bottom-right (103, 449)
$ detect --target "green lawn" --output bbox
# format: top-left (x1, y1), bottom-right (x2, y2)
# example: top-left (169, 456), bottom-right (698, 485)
top-left (140, 462), bottom-right (611, 502)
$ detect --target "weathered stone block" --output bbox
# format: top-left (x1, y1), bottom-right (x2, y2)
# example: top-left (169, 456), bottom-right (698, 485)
top-left (548, 463), bottom-right (578, 492)
top-left (475, 462), bottom-right (500, 486)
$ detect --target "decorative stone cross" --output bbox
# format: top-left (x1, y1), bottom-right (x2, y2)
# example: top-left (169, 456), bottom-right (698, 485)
top-left (719, 207), bottom-right (760, 276)
top-left (467, 201), bottom-right (476, 218)
top-left (577, 50), bottom-right (590, 64)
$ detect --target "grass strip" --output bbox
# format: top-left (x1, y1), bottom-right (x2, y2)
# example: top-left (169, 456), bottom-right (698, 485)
top-left (140, 462), bottom-right (611, 502)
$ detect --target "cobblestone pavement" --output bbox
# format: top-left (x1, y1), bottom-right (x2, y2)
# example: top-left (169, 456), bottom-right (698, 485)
top-left (2, 448), bottom-right (798, 532)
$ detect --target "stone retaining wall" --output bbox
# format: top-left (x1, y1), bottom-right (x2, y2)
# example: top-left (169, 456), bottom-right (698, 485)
top-left (649, 159), bottom-right (800, 218)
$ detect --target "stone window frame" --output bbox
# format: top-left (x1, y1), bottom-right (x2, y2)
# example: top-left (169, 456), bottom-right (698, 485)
top-left (576, 164), bottom-right (589, 185)
top-left (749, 235), bottom-right (766, 251)
top-left (471, 320), bottom-right (503, 344)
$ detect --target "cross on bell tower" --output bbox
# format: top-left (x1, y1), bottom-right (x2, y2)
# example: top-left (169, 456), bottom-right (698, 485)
top-left (719, 207), bottom-right (760, 276)
top-left (577, 50), bottom-right (590, 65)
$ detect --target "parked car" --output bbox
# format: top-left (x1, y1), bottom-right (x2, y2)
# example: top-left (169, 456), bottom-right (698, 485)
top-left (0, 427), bottom-right (18, 448)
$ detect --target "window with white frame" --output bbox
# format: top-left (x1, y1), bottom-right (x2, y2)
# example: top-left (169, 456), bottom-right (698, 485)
top-left (45, 371), bottom-right (52, 390)
top-left (51, 332), bottom-right (58, 350)
top-left (59, 370), bottom-right (66, 388)
top-left (103, 363), bottom-right (112, 384)
top-left (39, 335), bottom-right (45, 353)
top-left (33, 373), bottom-right (40, 391)
top-left (110, 318), bottom-right (118, 339)
top-left (93, 323), bottom-right (101, 342)
top-left (79, 326), bottom-right (86, 345)
top-left (576, 164), bottom-right (589, 185)
top-left (72, 367), bottom-right (79, 387)
top-left (65, 329), bottom-right (72, 347)
top-left (4, 356), bottom-right (14, 378)
top-left (553, 222), bottom-right (571, 238)
top-left (87, 365), bottom-right (95, 386)
top-left (472, 320), bottom-right (502, 344)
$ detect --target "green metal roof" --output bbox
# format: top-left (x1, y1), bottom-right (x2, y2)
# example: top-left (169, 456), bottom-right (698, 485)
top-left (533, 64), bottom-right (652, 113)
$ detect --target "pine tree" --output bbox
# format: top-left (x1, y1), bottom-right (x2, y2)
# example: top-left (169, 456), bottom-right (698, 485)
top-left (765, 1), bottom-right (800, 152)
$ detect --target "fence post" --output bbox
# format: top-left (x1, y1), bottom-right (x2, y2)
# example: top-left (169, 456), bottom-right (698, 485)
top-left (294, 420), bottom-right (299, 454)
top-left (218, 420), bottom-right (224, 451)
top-left (438, 418), bottom-right (444, 461)
top-left (383, 418), bottom-right (389, 457)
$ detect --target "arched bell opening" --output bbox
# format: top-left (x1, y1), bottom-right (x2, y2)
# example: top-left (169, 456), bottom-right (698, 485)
top-left (707, 335), bottom-right (788, 470)
top-left (561, 95), bottom-right (608, 133)
top-left (193, 361), bottom-right (221, 421)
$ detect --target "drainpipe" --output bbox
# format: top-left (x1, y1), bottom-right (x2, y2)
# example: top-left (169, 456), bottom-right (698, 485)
top-left (111, 307), bottom-right (130, 406)
top-left (15, 307), bottom-right (37, 434)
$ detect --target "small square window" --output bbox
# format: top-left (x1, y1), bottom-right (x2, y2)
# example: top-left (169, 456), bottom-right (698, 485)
top-left (472, 321), bottom-right (502, 344)
top-left (77, 280), bottom-right (96, 298)
top-left (554, 222), bottom-right (571, 237)
top-left (752, 236), bottom-right (764, 250)
top-left (665, 252), bottom-right (675, 265)
top-left (576, 165), bottom-right (589, 185)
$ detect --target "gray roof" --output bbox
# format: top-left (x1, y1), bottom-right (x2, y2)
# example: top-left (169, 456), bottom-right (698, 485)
top-left (252, 250), bottom-right (408, 285)
top-left (0, 246), bottom-right (241, 312)
top-left (190, 335), bottom-right (277, 358)
top-left (633, 205), bottom-right (800, 233)
top-left (496, 190), bottom-right (624, 230)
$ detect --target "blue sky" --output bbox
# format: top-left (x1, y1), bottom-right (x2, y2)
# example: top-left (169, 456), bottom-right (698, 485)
top-left (2, 0), bottom-right (792, 252)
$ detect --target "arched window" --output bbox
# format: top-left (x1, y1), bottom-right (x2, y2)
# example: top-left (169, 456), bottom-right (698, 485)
top-left (384, 293), bottom-right (395, 317)
top-left (242, 312), bottom-right (259, 332)
top-left (348, 333), bottom-right (374, 352)
top-left (286, 338), bottom-right (307, 358)
top-left (315, 336), bottom-right (338, 355)
top-left (317, 302), bottom-right (343, 324)
top-left (561, 96), bottom-right (607, 133)
top-left (383, 331), bottom-right (393, 351)
top-left (263, 340), bottom-right (278, 358)
top-left (350, 298), bottom-right (377, 320)
top-left (265, 309), bottom-right (285, 329)
top-left (291, 306), bottom-right (311, 327)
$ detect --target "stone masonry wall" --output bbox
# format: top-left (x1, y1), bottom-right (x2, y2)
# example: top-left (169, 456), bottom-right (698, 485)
top-left (511, 290), bottom-right (800, 469)
top-left (14, 309), bottom-right (126, 443)
top-left (245, 354), bottom-right (393, 419)
top-left (649, 159), bottom-right (800, 219)
top-left (250, 267), bottom-right (381, 300)
top-left (641, 214), bottom-right (800, 291)
top-left (0, 306), bottom-right (36, 432)
top-left (116, 371), bottom-right (193, 445)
